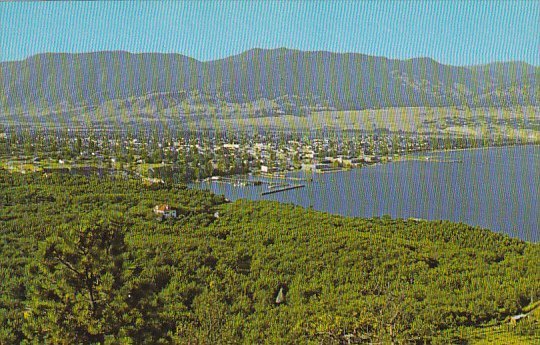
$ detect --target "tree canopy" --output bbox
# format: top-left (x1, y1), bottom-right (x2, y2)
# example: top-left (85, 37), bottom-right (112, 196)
top-left (0, 169), bottom-right (538, 344)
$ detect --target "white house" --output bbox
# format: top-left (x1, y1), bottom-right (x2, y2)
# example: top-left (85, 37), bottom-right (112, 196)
top-left (153, 204), bottom-right (177, 218)
top-left (261, 165), bottom-right (279, 173)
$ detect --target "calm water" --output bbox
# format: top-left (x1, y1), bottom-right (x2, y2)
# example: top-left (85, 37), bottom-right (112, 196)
top-left (192, 145), bottom-right (539, 242)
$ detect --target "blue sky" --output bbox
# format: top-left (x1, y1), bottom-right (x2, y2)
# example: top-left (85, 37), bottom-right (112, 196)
top-left (1, 1), bottom-right (538, 65)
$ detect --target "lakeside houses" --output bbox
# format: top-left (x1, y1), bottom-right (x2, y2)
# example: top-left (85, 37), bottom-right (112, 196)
top-left (260, 165), bottom-right (279, 173)
top-left (7, 124), bottom-right (534, 181)
top-left (301, 163), bottom-right (332, 172)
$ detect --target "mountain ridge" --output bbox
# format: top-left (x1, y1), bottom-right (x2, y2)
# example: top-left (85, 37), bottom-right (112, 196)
top-left (7, 48), bottom-right (537, 68)
top-left (1, 49), bottom-right (538, 121)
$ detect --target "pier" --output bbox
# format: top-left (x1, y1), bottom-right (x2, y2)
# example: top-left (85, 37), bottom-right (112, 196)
top-left (268, 182), bottom-right (289, 189)
top-left (261, 184), bottom-right (305, 195)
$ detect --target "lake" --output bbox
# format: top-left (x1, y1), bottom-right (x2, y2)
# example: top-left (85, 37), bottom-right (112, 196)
top-left (192, 145), bottom-right (539, 242)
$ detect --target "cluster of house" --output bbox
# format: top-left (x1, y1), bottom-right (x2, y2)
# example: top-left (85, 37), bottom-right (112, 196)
top-left (213, 137), bottom-right (389, 174)
top-left (20, 130), bottom-right (431, 179)
top-left (298, 155), bottom-right (381, 173)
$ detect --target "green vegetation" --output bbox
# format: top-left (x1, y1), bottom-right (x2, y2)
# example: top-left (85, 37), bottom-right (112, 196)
top-left (1, 169), bottom-right (538, 344)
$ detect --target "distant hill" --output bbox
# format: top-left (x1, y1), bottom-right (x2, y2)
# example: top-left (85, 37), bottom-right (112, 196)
top-left (0, 49), bottom-right (538, 123)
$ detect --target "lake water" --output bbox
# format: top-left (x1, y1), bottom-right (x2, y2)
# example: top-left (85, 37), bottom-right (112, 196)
top-left (192, 145), bottom-right (539, 242)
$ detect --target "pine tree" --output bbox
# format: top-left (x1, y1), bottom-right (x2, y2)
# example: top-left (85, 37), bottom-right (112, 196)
top-left (23, 212), bottom-right (132, 344)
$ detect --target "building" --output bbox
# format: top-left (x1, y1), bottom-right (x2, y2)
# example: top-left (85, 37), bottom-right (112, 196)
top-left (363, 155), bottom-right (380, 163)
top-left (301, 163), bottom-right (315, 171)
top-left (314, 163), bottom-right (332, 172)
top-left (509, 313), bottom-right (529, 326)
top-left (301, 163), bottom-right (332, 172)
top-left (153, 204), bottom-right (177, 218)
top-left (261, 165), bottom-right (278, 173)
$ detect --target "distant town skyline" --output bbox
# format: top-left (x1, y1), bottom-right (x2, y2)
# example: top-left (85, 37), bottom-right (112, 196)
top-left (1, 1), bottom-right (539, 66)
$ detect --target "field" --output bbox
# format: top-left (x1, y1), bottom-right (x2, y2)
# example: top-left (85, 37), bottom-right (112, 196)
top-left (2, 107), bottom-right (539, 141)
top-left (219, 106), bottom-right (540, 137)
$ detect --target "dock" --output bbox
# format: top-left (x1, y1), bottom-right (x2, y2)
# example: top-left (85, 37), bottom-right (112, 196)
top-left (268, 182), bottom-right (289, 189)
top-left (258, 173), bottom-right (310, 181)
top-left (261, 184), bottom-right (305, 195)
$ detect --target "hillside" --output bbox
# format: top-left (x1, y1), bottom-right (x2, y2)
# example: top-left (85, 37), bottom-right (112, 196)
top-left (0, 170), bottom-right (538, 344)
top-left (0, 49), bottom-right (538, 129)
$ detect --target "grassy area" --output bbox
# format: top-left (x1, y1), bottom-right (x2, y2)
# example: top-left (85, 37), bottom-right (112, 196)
top-left (469, 328), bottom-right (538, 345)
top-left (463, 323), bottom-right (539, 345)
top-left (458, 301), bottom-right (540, 344)
top-left (216, 106), bottom-right (540, 137)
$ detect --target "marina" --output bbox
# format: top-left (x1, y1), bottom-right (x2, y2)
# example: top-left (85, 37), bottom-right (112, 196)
top-left (192, 145), bottom-right (540, 242)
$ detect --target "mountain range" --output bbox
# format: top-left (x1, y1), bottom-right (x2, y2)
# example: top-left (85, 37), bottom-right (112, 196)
top-left (1, 48), bottom-right (538, 124)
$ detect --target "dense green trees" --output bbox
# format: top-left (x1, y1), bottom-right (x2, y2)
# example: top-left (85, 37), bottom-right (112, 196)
top-left (23, 212), bottom-right (132, 344)
top-left (0, 169), bottom-right (538, 344)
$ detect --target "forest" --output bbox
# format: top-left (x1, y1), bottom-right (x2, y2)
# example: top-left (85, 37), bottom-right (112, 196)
top-left (0, 169), bottom-right (539, 344)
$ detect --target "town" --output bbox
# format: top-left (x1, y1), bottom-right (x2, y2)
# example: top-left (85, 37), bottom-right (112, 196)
top-left (0, 124), bottom-right (529, 183)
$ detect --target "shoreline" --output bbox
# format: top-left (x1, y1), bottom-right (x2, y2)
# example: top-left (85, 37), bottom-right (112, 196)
top-left (408, 142), bottom-right (540, 157)
top-left (3, 143), bottom-right (538, 181)
top-left (192, 145), bottom-right (539, 243)
top-left (195, 143), bottom-right (540, 183)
